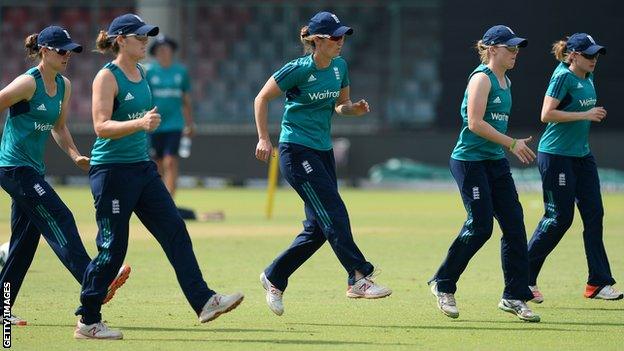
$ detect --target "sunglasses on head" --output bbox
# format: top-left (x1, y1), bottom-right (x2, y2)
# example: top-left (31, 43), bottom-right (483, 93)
top-left (43, 46), bottom-right (69, 56)
top-left (319, 34), bottom-right (344, 42)
top-left (125, 33), bottom-right (149, 41)
top-left (496, 45), bottom-right (519, 53)
top-left (580, 52), bottom-right (599, 60)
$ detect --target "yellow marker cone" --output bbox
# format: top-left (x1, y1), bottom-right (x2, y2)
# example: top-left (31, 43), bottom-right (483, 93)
top-left (266, 149), bottom-right (279, 219)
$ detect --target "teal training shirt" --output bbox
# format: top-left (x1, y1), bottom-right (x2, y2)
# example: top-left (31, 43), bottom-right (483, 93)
top-left (0, 67), bottom-right (65, 174)
top-left (274, 54), bottom-right (350, 151)
top-left (451, 64), bottom-right (512, 161)
top-left (145, 61), bottom-right (190, 133)
top-left (538, 62), bottom-right (596, 157)
top-left (90, 63), bottom-right (152, 165)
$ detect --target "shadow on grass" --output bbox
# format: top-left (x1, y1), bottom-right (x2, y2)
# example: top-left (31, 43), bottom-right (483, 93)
top-left (30, 324), bottom-right (304, 334)
top-left (288, 322), bottom-right (579, 332)
top-left (539, 306), bottom-right (624, 312)
top-left (130, 338), bottom-right (417, 346)
top-left (459, 319), bottom-right (624, 327)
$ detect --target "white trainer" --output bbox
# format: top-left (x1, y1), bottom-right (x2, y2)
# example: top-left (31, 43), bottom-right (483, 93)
top-left (73, 320), bottom-right (123, 340)
top-left (3, 314), bottom-right (27, 326)
top-left (585, 285), bottom-right (624, 300)
top-left (498, 299), bottom-right (540, 322)
top-left (529, 285), bottom-right (544, 304)
top-left (260, 272), bottom-right (284, 316)
top-left (346, 271), bottom-right (392, 299)
top-left (429, 281), bottom-right (459, 319)
top-left (198, 292), bottom-right (244, 323)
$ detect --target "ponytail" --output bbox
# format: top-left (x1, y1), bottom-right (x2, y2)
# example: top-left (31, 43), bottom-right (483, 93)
top-left (24, 33), bottom-right (41, 60)
top-left (299, 26), bottom-right (316, 54)
top-left (551, 39), bottom-right (569, 63)
top-left (95, 30), bottom-right (119, 54)
top-left (474, 40), bottom-right (490, 64)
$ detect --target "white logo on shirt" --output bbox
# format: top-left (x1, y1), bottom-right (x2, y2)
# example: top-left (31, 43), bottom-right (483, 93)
top-left (308, 74), bottom-right (317, 82)
top-left (492, 96), bottom-right (502, 104)
top-left (577, 82), bottom-right (583, 89)
top-left (472, 186), bottom-right (480, 200)
top-left (37, 103), bottom-right (47, 111)
top-left (579, 98), bottom-right (596, 107)
top-left (33, 183), bottom-right (46, 196)
top-left (302, 160), bottom-right (313, 174)
top-left (333, 67), bottom-right (340, 80)
top-left (124, 92), bottom-right (135, 101)
top-left (112, 199), bottom-right (120, 214)
top-left (150, 76), bottom-right (160, 85)
top-left (34, 122), bottom-right (54, 131)
top-left (308, 90), bottom-right (340, 101)
top-left (558, 173), bottom-right (566, 186)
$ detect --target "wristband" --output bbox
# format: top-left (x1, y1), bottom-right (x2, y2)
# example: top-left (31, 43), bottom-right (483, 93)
top-left (509, 139), bottom-right (517, 151)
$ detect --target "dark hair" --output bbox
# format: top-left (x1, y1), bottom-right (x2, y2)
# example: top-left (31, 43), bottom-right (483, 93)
top-left (300, 26), bottom-right (316, 54)
top-left (25, 33), bottom-right (41, 60)
top-left (95, 30), bottom-right (120, 54)
top-left (552, 39), bottom-right (569, 63)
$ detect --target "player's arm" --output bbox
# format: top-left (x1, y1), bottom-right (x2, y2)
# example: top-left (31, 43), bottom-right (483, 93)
top-left (254, 76), bottom-right (282, 162)
top-left (182, 92), bottom-right (195, 136)
top-left (540, 96), bottom-right (606, 123)
top-left (51, 77), bottom-right (90, 171)
top-left (92, 69), bottom-right (160, 139)
top-left (335, 86), bottom-right (369, 116)
top-left (466, 73), bottom-right (535, 164)
top-left (0, 75), bottom-right (36, 111)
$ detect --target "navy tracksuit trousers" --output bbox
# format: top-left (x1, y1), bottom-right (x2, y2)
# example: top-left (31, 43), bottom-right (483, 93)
top-left (0, 166), bottom-right (91, 307)
top-left (527, 152), bottom-right (615, 286)
top-left (431, 158), bottom-right (533, 301)
top-left (264, 143), bottom-right (374, 291)
top-left (76, 161), bottom-right (215, 324)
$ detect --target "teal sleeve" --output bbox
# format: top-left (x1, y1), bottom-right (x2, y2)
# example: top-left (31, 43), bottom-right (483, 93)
top-left (273, 62), bottom-right (306, 92)
top-left (546, 73), bottom-right (569, 101)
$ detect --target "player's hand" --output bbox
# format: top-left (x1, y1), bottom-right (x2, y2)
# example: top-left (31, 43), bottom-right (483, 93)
top-left (141, 106), bottom-right (161, 132)
top-left (510, 136), bottom-right (536, 164)
top-left (350, 99), bottom-right (370, 116)
top-left (73, 155), bottom-right (91, 172)
top-left (255, 138), bottom-right (273, 162)
top-left (586, 107), bottom-right (606, 122)
top-left (183, 123), bottom-right (196, 137)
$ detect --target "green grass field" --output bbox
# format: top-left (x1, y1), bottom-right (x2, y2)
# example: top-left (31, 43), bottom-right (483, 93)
top-left (1, 187), bottom-right (622, 350)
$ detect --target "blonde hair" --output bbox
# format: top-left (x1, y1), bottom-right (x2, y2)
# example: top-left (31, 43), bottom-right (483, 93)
top-left (551, 39), bottom-right (569, 63)
top-left (95, 30), bottom-right (120, 54)
top-left (475, 40), bottom-right (490, 64)
top-left (299, 26), bottom-right (317, 54)
top-left (25, 33), bottom-right (41, 60)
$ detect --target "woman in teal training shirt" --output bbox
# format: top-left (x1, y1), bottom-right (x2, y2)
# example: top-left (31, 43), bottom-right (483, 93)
top-left (527, 33), bottom-right (622, 303)
top-left (254, 11), bottom-right (392, 317)
top-left (0, 25), bottom-right (129, 327)
top-left (428, 25), bottom-right (540, 322)
top-left (73, 14), bottom-right (243, 340)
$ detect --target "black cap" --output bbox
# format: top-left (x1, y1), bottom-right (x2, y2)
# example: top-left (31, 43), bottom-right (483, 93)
top-left (107, 13), bottom-right (159, 37)
top-left (37, 25), bottom-right (83, 53)
top-left (567, 33), bottom-right (606, 55)
top-left (482, 25), bottom-right (528, 48)
top-left (308, 11), bottom-right (353, 37)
